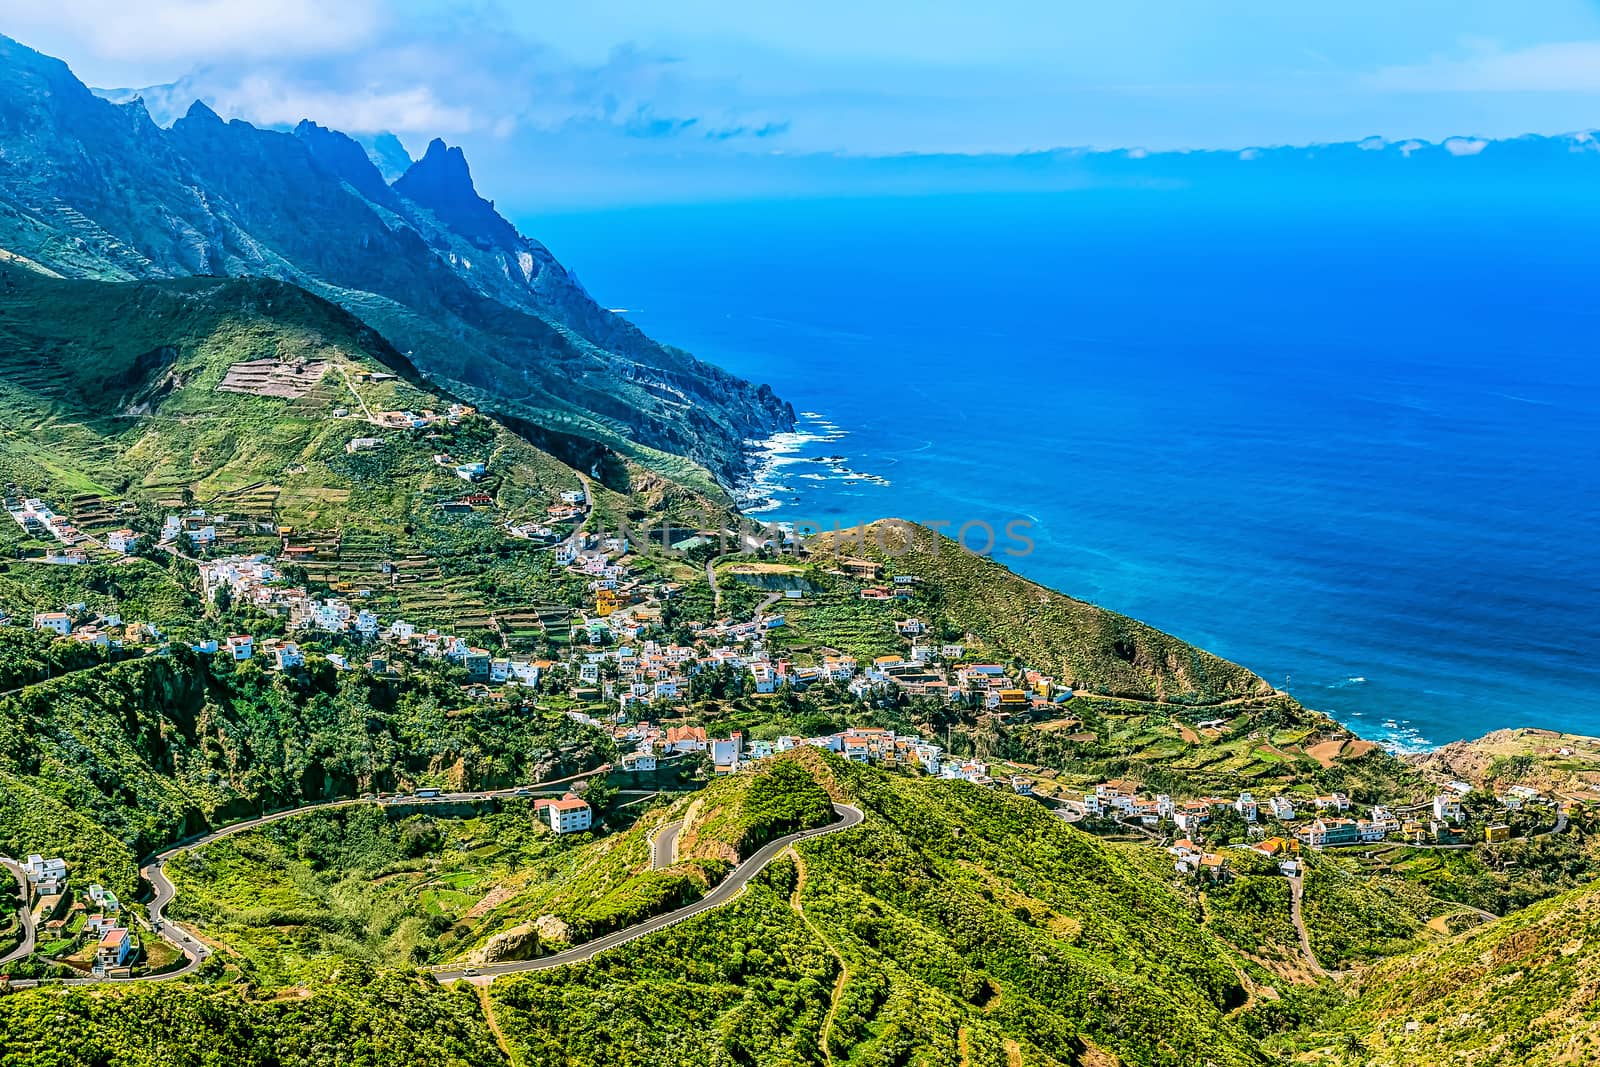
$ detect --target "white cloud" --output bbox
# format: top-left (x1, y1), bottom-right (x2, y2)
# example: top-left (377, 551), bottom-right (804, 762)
top-left (210, 77), bottom-right (478, 135)
top-left (1442, 136), bottom-right (1488, 156)
top-left (0, 0), bottom-right (380, 64)
top-left (1367, 41), bottom-right (1600, 93)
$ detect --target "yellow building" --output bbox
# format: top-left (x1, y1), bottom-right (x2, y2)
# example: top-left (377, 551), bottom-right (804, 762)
top-left (596, 589), bottom-right (619, 617)
top-left (1485, 823), bottom-right (1512, 843)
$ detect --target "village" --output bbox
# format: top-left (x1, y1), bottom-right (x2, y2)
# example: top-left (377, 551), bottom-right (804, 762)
top-left (10, 477), bottom-right (1576, 920)
top-left (6, 855), bottom-right (148, 979)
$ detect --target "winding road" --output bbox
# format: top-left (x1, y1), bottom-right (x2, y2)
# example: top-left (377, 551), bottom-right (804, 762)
top-left (1287, 871), bottom-right (1330, 980)
top-left (0, 857), bottom-right (36, 967)
top-left (435, 803), bottom-right (865, 984)
top-left (2, 766), bottom-right (610, 987)
top-left (650, 819), bottom-right (684, 870)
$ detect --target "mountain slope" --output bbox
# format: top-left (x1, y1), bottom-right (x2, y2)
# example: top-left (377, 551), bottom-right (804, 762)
top-left (811, 521), bottom-right (1272, 702)
top-left (489, 752), bottom-right (1273, 1067)
top-left (1308, 879), bottom-right (1600, 1066)
top-left (0, 263), bottom-right (585, 528)
top-left (0, 34), bottom-right (793, 485)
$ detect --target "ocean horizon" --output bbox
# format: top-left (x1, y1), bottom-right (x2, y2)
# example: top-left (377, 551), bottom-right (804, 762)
top-left (526, 190), bottom-right (1600, 749)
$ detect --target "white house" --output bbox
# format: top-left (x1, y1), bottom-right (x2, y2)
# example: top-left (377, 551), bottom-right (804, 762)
top-left (1268, 796), bottom-right (1296, 821)
top-left (107, 529), bottom-right (141, 554)
top-left (93, 927), bottom-right (134, 974)
top-left (32, 611), bottom-right (72, 636)
top-left (543, 795), bottom-right (593, 834)
top-left (1235, 792), bottom-right (1259, 822)
top-left (621, 751), bottom-right (657, 772)
top-left (750, 662), bottom-right (777, 694)
top-left (706, 734), bottom-right (744, 768)
top-left (24, 855), bottom-right (67, 895)
top-left (226, 634), bottom-right (254, 661)
top-left (274, 642), bottom-right (304, 670)
top-left (88, 883), bottom-right (120, 912)
top-left (1432, 794), bottom-right (1464, 823)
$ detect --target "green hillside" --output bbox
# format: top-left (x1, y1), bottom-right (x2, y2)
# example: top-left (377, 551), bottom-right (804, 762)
top-left (0, 651), bottom-right (611, 902)
top-left (0, 263), bottom-right (584, 528)
top-left (807, 521), bottom-right (1271, 703)
top-left (0, 36), bottom-right (795, 486)
top-left (1302, 879), bottom-right (1600, 1066)
top-left (0, 970), bottom-right (508, 1067)
top-left (486, 752), bottom-right (1273, 1067)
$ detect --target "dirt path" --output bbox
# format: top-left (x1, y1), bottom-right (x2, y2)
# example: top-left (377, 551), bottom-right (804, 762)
top-left (787, 848), bottom-right (848, 1066)
top-left (475, 983), bottom-right (517, 1066)
top-left (957, 1026), bottom-right (972, 1067)
top-left (1003, 1038), bottom-right (1023, 1067)
top-left (1289, 873), bottom-right (1330, 979)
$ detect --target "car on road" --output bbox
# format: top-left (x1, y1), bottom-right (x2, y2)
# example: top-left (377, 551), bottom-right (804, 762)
top-left (463, 967), bottom-right (480, 977)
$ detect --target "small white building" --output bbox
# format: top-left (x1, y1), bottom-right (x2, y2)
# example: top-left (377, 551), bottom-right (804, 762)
top-left (706, 734), bottom-right (744, 768)
top-left (24, 855), bottom-right (67, 895)
top-left (274, 642), bottom-right (304, 670)
top-left (621, 751), bottom-right (657, 772)
top-left (32, 611), bottom-right (72, 636)
top-left (226, 634), bottom-right (254, 661)
top-left (750, 662), bottom-right (777, 694)
top-left (107, 529), bottom-right (141, 554)
top-left (543, 795), bottom-right (593, 834)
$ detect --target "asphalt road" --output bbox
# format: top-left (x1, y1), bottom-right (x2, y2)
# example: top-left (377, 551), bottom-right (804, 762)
top-left (3, 766), bottom-right (610, 987)
top-left (436, 802), bottom-right (865, 984)
top-left (0, 857), bottom-right (36, 967)
top-left (650, 820), bottom-right (684, 870)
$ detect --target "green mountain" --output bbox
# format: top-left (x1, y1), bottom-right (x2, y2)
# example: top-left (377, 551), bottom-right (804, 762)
top-left (0, 34), bottom-right (793, 486)
top-left (2, 748), bottom-right (1281, 1067)
top-left (0, 645), bottom-right (611, 905)
top-left (810, 521), bottom-right (1271, 703)
top-left (0, 263), bottom-right (588, 519)
top-left (1306, 879), bottom-right (1600, 1066)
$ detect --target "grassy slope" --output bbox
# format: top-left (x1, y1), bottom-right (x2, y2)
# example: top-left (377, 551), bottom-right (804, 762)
top-left (0, 263), bottom-right (588, 531)
top-left (0, 651), bottom-right (611, 898)
top-left (0, 970), bottom-right (509, 1067)
top-left (812, 521), bottom-right (1272, 703)
top-left (490, 752), bottom-right (1273, 1067)
top-left (1303, 879), bottom-right (1600, 1066)
top-left (155, 752), bottom-right (839, 983)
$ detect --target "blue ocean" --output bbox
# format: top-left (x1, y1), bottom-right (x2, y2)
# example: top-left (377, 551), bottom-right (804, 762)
top-left (525, 192), bottom-right (1600, 748)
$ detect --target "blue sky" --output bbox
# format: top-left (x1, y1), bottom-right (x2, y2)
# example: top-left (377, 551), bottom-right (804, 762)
top-left (6, 0), bottom-right (1600, 205)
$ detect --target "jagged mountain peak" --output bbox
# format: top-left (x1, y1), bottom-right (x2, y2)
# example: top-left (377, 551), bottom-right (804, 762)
top-left (0, 35), bottom-right (796, 484)
top-left (182, 98), bottom-right (224, 125)
top-left (294, 120), bottom-right (399, 207)
top-left (392, 137), bottom-right (520, 250)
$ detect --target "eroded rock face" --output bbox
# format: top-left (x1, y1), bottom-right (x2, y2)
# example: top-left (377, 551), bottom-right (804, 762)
top-left (468, 914), bottom-right (573, 965)
top-left (473, 923), bottom-right (538, 965)
top-left (533, 914), bottom-right (572, 945)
